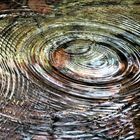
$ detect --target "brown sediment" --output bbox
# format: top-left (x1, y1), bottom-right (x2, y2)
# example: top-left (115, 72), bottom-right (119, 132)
top-left (28, 0), bottom-right (62, 14)
top-left (0, 2), bottom-right (9, 10)
top-left (52, 48), bottom-right (70, 69)
top-left (28, 0), bottom-right (52, 14)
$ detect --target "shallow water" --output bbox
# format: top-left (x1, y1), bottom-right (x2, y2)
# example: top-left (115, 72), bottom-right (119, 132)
top-left (0, 0), bottom-right (140, 139)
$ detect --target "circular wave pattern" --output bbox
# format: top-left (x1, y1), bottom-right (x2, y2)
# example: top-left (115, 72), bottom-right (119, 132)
top-left (0, 10), bottom-right (140, 139)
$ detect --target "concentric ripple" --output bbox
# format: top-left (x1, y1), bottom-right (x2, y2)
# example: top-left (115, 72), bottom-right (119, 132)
top-left (0, 4), bottom-right (140, 139)
top-left (14, 16), bottom-right (140, 102)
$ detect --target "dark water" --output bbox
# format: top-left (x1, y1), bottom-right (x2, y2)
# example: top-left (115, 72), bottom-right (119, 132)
top-left (0, 0), bottom-right (140, 139)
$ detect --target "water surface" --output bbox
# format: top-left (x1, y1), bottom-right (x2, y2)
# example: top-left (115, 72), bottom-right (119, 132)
top-left (0, 0), bottom-right (140, 139)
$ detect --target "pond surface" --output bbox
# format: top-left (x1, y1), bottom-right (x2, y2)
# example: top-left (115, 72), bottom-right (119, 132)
top-left (0, 0), bottom-right (140, 139)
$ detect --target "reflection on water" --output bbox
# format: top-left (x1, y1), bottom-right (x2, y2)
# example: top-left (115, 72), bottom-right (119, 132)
top-left (0, 0), bottom-right (140, 139)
